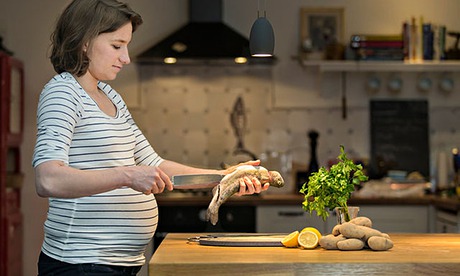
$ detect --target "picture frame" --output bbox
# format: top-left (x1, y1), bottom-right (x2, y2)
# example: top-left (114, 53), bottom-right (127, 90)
top-left (300, 7), bottom-right (344, 58)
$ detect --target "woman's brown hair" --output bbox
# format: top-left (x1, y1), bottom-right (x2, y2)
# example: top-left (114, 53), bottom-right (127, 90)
top-left (50, 0), bottom-right (143, 76)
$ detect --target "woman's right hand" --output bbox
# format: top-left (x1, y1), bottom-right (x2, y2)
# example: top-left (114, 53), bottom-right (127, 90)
top-left (128, 166), bottom-right (173, 195)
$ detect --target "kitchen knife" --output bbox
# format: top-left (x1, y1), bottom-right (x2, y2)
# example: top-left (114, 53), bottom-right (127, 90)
top-left (172, 174), bottom-right (224, 189)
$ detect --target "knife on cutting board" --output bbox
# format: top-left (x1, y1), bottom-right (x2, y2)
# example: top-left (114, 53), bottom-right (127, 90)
top-left (172, 174), bottom-right (224, 189)
top-left (187, 233), bottom-right (285, 247)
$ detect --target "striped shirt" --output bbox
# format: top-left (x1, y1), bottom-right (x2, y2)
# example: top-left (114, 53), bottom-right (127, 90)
top-left (32, 72), bottom-right (163, 266)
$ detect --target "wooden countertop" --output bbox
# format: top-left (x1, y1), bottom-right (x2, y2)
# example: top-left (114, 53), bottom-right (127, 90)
top-left (149, 233), bottom-right (460, 275)
top-left (155, 193), bottom-right (460, 211)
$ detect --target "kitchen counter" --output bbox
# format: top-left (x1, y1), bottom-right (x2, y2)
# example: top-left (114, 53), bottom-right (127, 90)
top-left (149, 233), bottom-right (460, 275)
top-left (155, 193), bottom-right (460, 211)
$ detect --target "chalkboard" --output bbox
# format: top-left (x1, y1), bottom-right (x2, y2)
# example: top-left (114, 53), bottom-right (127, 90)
top-left (369, 100), bottom-right (429, 179)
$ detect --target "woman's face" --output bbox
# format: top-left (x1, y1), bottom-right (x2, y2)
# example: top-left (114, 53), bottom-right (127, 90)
top-left (85, 22), bottom-right (132, 81)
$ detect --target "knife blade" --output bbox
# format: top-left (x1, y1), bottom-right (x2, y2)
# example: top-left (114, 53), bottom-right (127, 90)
top-left (172, 174), bottom-right (224, 189)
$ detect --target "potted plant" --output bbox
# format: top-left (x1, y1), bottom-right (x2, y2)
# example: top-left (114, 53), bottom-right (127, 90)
top-left (300, 145), bottom-right (368, 223)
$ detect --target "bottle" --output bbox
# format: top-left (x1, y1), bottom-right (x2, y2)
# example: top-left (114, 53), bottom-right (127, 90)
top-left (453, 148), bottom-right (460, 197)
top-left (295, 130), bottom-right (320, 193)
top-left (307, 130), bottom-right (319, 179)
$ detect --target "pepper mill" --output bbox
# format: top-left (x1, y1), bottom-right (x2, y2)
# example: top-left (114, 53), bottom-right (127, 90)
top-left (307, 130), bottom-right (319, 178)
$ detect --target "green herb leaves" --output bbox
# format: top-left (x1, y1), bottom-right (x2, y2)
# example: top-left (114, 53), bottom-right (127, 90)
top-left (300, 145), bottom-right (368, 221)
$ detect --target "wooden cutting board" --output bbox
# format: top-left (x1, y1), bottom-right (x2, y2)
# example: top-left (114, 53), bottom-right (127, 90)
top-left (191, 233), bottom-right (285, 247)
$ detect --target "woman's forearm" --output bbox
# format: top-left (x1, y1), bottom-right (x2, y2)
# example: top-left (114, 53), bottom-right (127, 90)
top-left (35, 160), bottom-right (131, 198)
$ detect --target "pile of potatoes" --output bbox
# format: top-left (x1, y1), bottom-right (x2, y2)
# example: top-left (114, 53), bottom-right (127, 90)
top-left (319, 216), bottom-right (393, 251)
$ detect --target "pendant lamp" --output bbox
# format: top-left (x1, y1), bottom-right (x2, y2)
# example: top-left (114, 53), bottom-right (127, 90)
top-left (249, 0), bottom-right (274, 57)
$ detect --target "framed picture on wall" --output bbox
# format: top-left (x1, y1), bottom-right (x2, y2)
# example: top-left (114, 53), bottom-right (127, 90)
top-left (300, 7), bottom-right (344, 59)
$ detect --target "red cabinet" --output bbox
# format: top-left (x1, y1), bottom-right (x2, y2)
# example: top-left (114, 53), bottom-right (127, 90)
top-left (0, 50), bottom-right (24, 276)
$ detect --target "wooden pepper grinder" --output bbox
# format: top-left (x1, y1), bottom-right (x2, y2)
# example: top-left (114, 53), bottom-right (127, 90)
top-left (307, 130), bottom-right (319, 178)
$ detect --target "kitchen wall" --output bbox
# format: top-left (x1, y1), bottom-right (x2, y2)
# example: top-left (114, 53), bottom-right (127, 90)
top-left (1, 0), bottom-right (460, 275)
top-left (134, 66), bottom-right (460, 189)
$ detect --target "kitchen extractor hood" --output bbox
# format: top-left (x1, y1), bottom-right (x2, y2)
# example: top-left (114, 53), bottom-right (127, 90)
top-left (136, 0), bottom-right (274, 65)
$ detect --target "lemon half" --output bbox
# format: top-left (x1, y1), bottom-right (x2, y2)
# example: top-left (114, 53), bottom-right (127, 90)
top-left (281, 231), bottom-right (299, 248)
top-left (298, 230), bottom-right (319, 249)
top-left (301, 227), bottom-right (322, 240)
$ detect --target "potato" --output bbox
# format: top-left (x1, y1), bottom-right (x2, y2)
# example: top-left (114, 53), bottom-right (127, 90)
top-left (338, 222), bottom-right (366, 239)
top-left (367, 236), bottom-right (394, 251)
top-left (340, 222), bottom-right (384, 242)
top-left (362, 227), bottom-right (384, 241)
top-left (337, 238), bottom-right (365, 251)
top-left (326, 218), bottom-right (392, 251)
top-left (319, 234), bottom-right (346, 250)
top-left (332, 224), bottom-right (341, 236)
top-left (349, 216), bottom-right (373, 228)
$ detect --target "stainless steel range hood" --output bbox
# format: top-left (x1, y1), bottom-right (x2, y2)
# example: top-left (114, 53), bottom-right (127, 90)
top-left (136, 0), bottom-right (274, 65)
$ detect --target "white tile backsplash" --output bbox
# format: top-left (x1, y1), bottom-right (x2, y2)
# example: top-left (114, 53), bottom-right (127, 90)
top-left (130, 65), bottom-right (460, 188)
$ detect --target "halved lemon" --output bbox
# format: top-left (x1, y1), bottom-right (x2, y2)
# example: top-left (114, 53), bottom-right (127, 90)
top-left (301, 227), bottom-right (322, 240)
top-left (281, 231), bottom-right (299, 248)
top-left (298, 230), bottom-right (319, 249)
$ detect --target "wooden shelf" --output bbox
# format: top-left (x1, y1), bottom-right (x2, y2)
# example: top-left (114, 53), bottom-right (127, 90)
top-left (300, 60), bottom-right (460, 72)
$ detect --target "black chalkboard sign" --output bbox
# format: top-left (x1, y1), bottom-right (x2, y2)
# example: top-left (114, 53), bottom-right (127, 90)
top-left (369, 100), bottom-right (429, 179)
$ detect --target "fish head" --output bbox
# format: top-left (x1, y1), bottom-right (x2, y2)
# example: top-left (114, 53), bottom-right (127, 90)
top-left (269, 171), bottom-right (285, 188)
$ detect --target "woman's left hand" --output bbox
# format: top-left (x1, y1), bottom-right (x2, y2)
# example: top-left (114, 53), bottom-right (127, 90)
top-left (222, 160), bottom-right (270, 196)
top-left (235, 175), bottom-right (270, 196)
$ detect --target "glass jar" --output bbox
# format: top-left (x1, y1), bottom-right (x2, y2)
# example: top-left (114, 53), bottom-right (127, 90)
top-left (335, 206), bottom-right (360, 224)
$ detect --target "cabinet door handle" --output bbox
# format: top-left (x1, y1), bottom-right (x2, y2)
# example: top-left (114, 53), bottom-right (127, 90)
top-left (278, 211), bottom-right (304, 217)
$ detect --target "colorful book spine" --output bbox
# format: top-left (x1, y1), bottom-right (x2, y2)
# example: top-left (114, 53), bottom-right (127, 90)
top-left (417, 16), bottom-right (424, 61)
top-left (422, 23), bottom-right (434, 60)
top-left (403, 21), bottom-right (411, 61)
top-left (409, 17), bottom-right (421, 62)
top-left (438, 25), bottom-right (446, 60)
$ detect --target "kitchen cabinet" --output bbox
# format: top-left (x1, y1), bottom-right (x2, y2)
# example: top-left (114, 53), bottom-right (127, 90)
top-left (435, 209), bottom-right (460, 233)
top-left (0, 51), bottom-right (24, 276)
top-left (154, 205), bottom-right (255, 251)
top-left (346, 205), bottom-right (430, 233)
top-left (156, 195), bottom-right (460, 238)
top-left (257, 205), bottom-right (430, 234)
top-left (256, 205), bottom-right (328, 233)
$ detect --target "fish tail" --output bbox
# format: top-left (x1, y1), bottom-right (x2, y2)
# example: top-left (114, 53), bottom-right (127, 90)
top-left (206, 185), bottom-right (220, 225)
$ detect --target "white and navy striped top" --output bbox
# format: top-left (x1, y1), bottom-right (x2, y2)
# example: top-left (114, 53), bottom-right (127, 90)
top-left (32, 72), bottom-right (164, 266)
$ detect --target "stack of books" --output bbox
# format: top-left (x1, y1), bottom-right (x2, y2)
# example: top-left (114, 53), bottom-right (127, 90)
top-left (402, 17), bottom-right (446, 62)
top-left (350, 34), bottom-right (404, 61)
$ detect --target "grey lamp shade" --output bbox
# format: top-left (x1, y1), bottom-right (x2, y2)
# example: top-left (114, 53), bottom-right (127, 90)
top-left (249, 17), bottom-right (275, 57)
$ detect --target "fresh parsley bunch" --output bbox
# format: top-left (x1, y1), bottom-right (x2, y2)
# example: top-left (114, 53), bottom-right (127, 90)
top-left (300, 145), bottom-right (368, 221)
